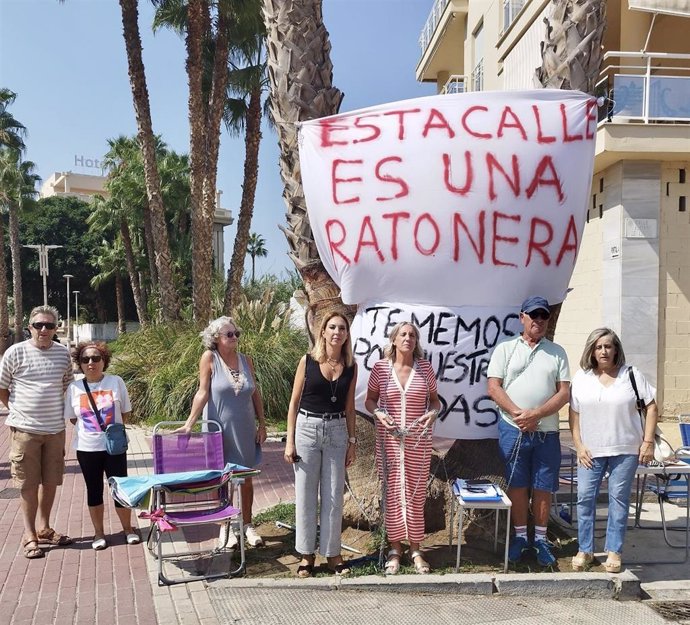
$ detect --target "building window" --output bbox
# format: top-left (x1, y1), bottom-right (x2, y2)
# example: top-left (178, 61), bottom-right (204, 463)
top-left (502, 0), bottom-right (525, 32)
top-left (472, 22), bottom-right (484, 92)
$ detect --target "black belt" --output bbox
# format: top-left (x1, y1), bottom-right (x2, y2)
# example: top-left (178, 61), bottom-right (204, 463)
top-left (298, 408), bottom-right (345, 421)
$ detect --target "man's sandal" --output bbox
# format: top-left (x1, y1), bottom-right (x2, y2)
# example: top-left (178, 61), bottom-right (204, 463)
top-left (22, 538), bottom-right (44, 559)
top-left (410, 550), bottom-right (430, 574)
top-left (37, 528), bottom-right (72, 546)
top-left (384, 549), bottom-right (401, 575)
top-left (296, 555), bottom-right (315, 578)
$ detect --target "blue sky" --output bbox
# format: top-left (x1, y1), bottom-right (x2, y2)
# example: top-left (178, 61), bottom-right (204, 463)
top-left (0, 0), bottom-right (435, 282)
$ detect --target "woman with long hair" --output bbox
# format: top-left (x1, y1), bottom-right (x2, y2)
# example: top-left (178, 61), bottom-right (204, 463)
top-left (179, 316), bottom-right (267, 548)
top-left (569, 327), bottom-right (658, 573)
top-left (284, 311), bottom-right (357, 577)
top-left (364, 322), bottom-right (440, 575)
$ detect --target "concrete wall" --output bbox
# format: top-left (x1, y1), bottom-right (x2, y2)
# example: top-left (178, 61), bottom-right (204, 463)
top-left (74, 322), bottom-right (141, 343)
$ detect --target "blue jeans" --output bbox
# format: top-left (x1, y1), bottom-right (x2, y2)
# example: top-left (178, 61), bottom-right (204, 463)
top-left (576, 454), bottom-right (638, 555)
top-left (293, 413), bottom-right (348, 557)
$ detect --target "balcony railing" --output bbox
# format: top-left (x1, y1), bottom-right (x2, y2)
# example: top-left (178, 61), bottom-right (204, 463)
top-left (419, 0), bottom-right (450, 53)
top-left (471, 60), bottom-right (484, 92)
top-left (502, 0), bottom-right (525, 34)
top-left (441, 74), bottom-right (467, 94)
top-left (597, 51), bottom-right (690, 124)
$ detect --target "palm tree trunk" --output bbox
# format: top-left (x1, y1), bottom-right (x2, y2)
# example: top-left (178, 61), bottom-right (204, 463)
top-left (119, 218), bottom-right (147, 326)
top-left (115, 273), bottom-right (126, 335)
top-left (119, 0), bottom-right (180, 322)
top-left (141, 205), bottom-right (157, 290)
top-left (224, 85), bottom-right (262, 314)
top-left (0, 214), bottom-right (9, 354)
top-left (8, 199), bottom-right (22, 344)
top-left (262, 0), bottom-right (353, 331)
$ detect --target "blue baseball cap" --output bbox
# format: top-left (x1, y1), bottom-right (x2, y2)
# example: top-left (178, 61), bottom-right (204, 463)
top-left (520, 296), bottom-right (550, 314)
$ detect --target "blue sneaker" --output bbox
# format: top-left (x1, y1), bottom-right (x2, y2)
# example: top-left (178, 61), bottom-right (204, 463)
top-left (508, 536), bottom-right (530, 562)
top-left (534, 539), bottom-right (556, 566)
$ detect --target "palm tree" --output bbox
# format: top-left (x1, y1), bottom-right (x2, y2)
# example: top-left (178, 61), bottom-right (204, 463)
top-left (246, 232), bottom-right (267, 283)
top-left (0, 89), bottom-right (26, 152)
top-left (535, 0), bottom-right (606, 338)
top-left (261, 0), bottom-right (353, 338)
top-left (223, 0), bottom-right (269, 313)
top-left (0, 149), bottom-right (40, 344)
top-left (90, 239), bottom-right (128, 335)
top-left (117, 0), bottom-right (181, 321)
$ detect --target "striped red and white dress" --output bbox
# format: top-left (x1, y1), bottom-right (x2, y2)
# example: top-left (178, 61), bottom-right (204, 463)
top-left (368, 358), bottom-right (437, 543)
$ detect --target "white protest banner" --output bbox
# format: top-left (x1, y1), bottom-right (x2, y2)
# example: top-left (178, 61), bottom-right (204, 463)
top-left (351, 302), bottom-right (523, 440)
top-left (298, 90), bottom-right (597, 307)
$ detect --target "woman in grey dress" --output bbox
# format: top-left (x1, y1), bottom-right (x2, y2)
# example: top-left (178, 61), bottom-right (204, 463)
top-left (179, 316), bottom-right (267, 547)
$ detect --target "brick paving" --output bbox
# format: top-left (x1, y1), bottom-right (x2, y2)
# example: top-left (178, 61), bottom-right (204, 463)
top-left (0, 421), bottom-right (294, 625)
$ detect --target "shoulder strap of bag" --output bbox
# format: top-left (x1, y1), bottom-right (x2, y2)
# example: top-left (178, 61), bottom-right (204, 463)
top-left (83, 379), bottom-right (106, 431)
top-left (628, 366), bottom-right (647, 420)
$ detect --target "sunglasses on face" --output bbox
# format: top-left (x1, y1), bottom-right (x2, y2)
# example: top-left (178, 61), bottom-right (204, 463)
top-left (220, 331), bottom-right (241, 338)
top-left (525, 310), bottom-right (550, 321)
top-left (80, 355), bottom-right (103, 364)
top-left (31, 322), bottom-right (57, 330)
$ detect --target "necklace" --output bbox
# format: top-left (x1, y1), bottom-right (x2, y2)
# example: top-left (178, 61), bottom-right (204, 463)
top-left (329, 374), bottom-right (339, 404)
top-left (219, 354), bottom-right (247, 396)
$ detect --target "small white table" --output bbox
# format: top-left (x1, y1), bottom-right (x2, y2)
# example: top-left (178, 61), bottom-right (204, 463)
top-left (449, 481), bottom-right (512, 573)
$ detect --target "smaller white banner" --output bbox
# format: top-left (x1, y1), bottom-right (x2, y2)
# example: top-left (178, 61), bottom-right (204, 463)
top-left (352, 302), bottom-right (524, 440)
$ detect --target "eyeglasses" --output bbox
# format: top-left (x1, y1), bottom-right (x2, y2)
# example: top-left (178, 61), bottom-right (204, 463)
top-left (31, 322), bottom-right (57, 330)
top-left (80, 355), bottom-right (103, 364)
top-left (525, 310), bottom-right (550, 321)
top-left (220, 331), bottom-right (241, 338)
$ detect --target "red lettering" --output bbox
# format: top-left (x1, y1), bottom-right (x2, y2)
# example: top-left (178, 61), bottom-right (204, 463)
top-left (443, 152), bottom-right (473, 195)
top-left (560, 103), bottom-right (583, 142)
top-left (353, 114), bottom-right (382, 144)
top-left (382, 212), bottom-right (411, 260)
top-left (461, 106), bottom-right (492, 139)
top-left (319, 118), bottom-right (349, 148)
top-left (452, 210), bottom-right (485, 263)
top-left (492, 212), bottom-right (520, 267)
top-left (525, 156), bottom-right (565, 202)
top-left (585, 99), bottom-right (598, 140)
top-left (422, 108), bottom-right (455, 139)
top-left (332, 159), bottom-right (363, 205)
top-left (383, 108), bottom-right (422, 140)
top-left (375, 156), bottom-right (409, 201)
top-left (325, 220), bottom-right (351, 265)
top-left (354, 216), bottom-right (385, 263)
top-left (497, 106), bottom-right (527, 140)
top-left (526, 218), bottom-right (553, 266)
top-left (487, 153), bottom-right (520, 201)
top-left (532, 105), bottom-right (556, 144)
top-left (556, 215), bottom-right (578, 265)
top-left (413, 213), bottom-right (440, 256)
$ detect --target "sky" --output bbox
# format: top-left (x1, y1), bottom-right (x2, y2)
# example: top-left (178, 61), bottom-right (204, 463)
top-left (0, 0), bottom-right (436, 283)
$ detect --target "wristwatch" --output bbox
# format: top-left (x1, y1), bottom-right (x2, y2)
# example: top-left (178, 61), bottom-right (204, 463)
top-left (348, 436), bottom-right (357, 445)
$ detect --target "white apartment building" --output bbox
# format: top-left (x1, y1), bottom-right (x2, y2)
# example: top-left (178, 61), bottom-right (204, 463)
top-left (416, 0), bottom-right (690, 416)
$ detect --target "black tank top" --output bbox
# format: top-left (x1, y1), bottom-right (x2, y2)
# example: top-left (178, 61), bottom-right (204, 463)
top-left (299, 354), bottom-right (355, 413)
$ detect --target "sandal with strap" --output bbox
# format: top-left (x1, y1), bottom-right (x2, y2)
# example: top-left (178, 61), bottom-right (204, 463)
top-left (410, 550), bottom-right (430, 575)
top-left (604, 552), bottom-right (622, 574)
top-left (384, 549), bottom-right (401, 575)
top-left (22, 538), bottom-right (44, 559)
top-left (327, 556), bottom-right (351, 576)
top-left (296, 554), bottom-right (315, 578)
top-left (37, 528), bottom-right (72, 546)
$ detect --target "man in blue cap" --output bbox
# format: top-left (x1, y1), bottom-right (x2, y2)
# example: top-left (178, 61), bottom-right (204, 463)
top-left (487, 296), bottom-right (570, 567)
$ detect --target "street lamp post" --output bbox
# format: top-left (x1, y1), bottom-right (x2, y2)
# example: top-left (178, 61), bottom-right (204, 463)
top-left (73, 291), bottom-right (80, 344)
top-left (23, 244), bottom-right (64, 306)
top-left (63, 274), bottom-right (73, 346)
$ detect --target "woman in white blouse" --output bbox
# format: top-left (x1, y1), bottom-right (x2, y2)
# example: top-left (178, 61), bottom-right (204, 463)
top-left (569, 328), bottom-right (658, 573)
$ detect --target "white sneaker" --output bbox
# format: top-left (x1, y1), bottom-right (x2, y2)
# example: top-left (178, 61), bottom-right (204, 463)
top-left (218, 523), bottom-right (238, 549)
top-left (244, 524), bottom-right (263, 547)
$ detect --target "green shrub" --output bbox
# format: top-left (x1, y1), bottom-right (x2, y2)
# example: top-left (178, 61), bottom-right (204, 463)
top-left (110, 290), bottom-right (307, 426)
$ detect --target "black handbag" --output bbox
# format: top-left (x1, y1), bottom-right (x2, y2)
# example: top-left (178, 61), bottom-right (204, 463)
top-left (83, 379), bottom-right (128, 456)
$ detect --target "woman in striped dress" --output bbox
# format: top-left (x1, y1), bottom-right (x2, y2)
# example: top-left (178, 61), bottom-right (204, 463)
top-left (365, 322), bottom-right (440, 575)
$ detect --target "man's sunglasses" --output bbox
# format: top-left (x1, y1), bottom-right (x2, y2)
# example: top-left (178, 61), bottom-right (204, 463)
top-left (221, 331), bottom-right (241, 338)
top-left (525, 310), bottom-right (550, 321)
top-left (31, 322), bottom-right (57, 330)
top-left (80, 355), bottom-right (103, 364)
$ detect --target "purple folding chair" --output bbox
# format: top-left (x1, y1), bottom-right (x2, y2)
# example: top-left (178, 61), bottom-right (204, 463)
top-left (147, 420), bottom-right (245, 585)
